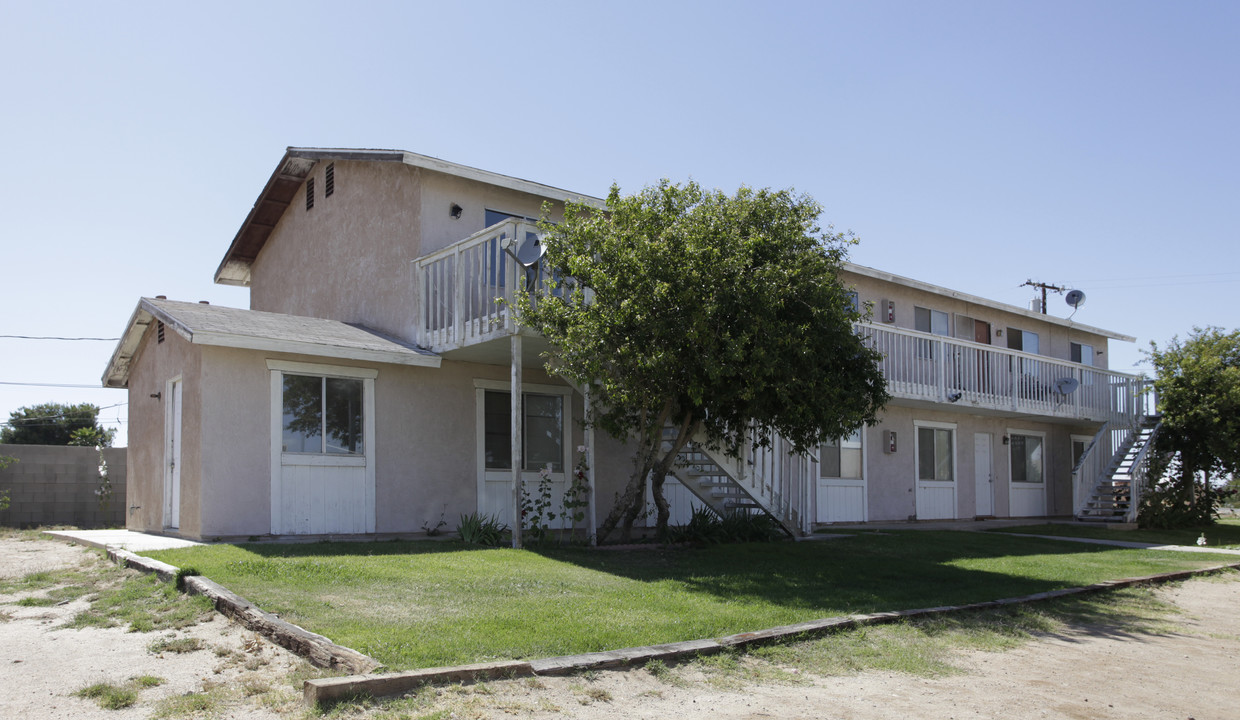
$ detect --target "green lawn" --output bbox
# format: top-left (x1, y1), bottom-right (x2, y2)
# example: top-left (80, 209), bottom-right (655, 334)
top-left (144, 532), bottom-right (1237, 671)
top-left (994, 517), bottom-right (1240, 548)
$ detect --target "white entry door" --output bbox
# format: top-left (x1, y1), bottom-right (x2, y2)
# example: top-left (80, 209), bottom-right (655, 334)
top-left (974, 432), bottom-right (993, 517)
top-left (1009, 431), bottom-right (1047, 517)
top-left (163, 378), bottom-right (182, 529)
top-left (915, 423), bottom-right (957, 520)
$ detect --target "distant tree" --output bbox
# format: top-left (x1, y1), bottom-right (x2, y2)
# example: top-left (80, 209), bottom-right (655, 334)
top-left (0, 402), bottom-right (116, 447)
top-left (0, 454), bottom-right (13, 512)
top-left (1141, 327), bottom-right (1240, 527)
top-left (519, 181), bottom-right (889, 542)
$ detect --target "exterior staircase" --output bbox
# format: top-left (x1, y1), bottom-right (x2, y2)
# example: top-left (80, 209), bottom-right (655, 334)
top-left (1077, 416), bottom-right (1162, 523)
top-left (662, 427), bottom-right (809, 537)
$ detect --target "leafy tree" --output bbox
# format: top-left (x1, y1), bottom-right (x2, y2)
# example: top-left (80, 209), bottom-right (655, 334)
top-left (0, 402), bottom-right (116, 447)
top-left (520, 181), bottom-right (889, 542)
top-left (1142, 327), bottom-right (1240, 527)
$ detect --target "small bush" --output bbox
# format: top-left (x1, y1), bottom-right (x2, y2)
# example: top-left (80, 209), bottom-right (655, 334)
top-left (457, 512), bottom-right (508, 546)
top-left (664, 507), bottom-right (785, 544)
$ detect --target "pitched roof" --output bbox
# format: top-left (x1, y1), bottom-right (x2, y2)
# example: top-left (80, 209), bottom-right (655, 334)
top-left (214, 147), bottom-right (605, 286)
top-left (102, 298), bottom-right (440, 388)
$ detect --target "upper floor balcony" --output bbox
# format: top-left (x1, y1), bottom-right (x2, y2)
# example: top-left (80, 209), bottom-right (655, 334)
top-left (413, 220), bottom-right (1150, 426)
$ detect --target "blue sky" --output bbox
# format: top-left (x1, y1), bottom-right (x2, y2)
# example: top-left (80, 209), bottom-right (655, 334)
top-left (2, 1), bottom-right (1236, 446)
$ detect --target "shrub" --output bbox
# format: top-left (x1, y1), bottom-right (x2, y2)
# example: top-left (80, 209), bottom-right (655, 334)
top-left (457, 512), bottom-right (508, 546)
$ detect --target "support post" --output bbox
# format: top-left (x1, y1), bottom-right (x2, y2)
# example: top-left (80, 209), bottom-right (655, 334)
top-left (511, 333), bottom-right (523, 549)
top-left (585, 386), bottom-right (597, 545)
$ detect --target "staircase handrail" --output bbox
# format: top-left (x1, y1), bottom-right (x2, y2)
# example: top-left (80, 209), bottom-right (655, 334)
top-left (1071, 421), bottom-right (1110, 517)
top-left (1124, 420), bottom-right (1162, 523)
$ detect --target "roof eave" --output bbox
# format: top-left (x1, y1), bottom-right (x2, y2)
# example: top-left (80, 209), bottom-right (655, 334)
top-left (842, 262), bottom-right (1137, 343)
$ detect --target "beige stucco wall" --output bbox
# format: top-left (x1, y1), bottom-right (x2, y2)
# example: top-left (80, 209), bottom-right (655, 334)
top-left (125, 325), bottom-right (204, 537)
top-left (157, 342), bottom-right (611, 538)
top-left (247, 161), bottom-right (567, 343)
top-left (842, 269), bottom-right (1117, 368)
top-left (856, 404), bottom-right (1097, 523)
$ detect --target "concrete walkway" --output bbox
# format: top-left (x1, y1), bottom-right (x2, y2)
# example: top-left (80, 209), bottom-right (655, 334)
top-left (45, 529), bottom-right (204, 552)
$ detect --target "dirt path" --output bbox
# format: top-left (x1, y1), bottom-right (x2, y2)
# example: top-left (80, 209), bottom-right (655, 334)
top-left (1, 535), bottom-right (1237, 719)
top-left (0, 535), bottom-right (311, 719)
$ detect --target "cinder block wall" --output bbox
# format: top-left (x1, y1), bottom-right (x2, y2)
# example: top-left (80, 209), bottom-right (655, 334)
top-left (0, 445), bottom-right (128, 528)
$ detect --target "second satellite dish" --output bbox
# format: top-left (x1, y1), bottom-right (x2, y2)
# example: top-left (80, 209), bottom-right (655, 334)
top-left (1065, 289), bottom-right (1086, 309)
top-left (1054, 377), bottom-right (1080, 395)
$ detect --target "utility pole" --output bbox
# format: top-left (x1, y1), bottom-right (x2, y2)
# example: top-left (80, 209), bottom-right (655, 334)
top-left (1021, 280), bottom-right (1065, 314)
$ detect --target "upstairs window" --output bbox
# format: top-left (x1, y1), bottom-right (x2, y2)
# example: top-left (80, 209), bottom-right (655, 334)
top-left (915, 307), bottom-right (949, 358)
top-left (1071, 342), bottom-right (1095, 367)
top-left (915, 307), bottom-right (950, 336)
top-left (1006, 328), bottom-right (1039, 354)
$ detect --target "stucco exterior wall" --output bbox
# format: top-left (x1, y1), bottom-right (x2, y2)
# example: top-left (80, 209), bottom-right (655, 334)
top-left (856, 404), bottom-right (1096, 523)
top-left (247, 161), bottom-right (569, 344)
top-left (125, 325), bottom-right (204, 536)
top-left (842, 268), bottom-right (1116, 368)
top-left (248, 160), bottom-right (423, 339)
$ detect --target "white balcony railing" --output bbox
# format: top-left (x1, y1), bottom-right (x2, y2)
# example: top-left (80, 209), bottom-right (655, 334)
top-left (413, 219), bottom-right (540, 351)
top-left (414, 227), bottom-right (1149, 425)
top-left (858, 324), bottom-right (1149, 424)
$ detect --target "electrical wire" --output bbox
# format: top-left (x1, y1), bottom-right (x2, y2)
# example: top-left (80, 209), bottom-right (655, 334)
top-left (0, 382), bottom-right (107, 388)
top-left (0, 335), bottom-right (120, 341)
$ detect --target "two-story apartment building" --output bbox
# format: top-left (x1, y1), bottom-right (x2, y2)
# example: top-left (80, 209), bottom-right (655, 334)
top-left (103, 147), bottom-right (1150, 541)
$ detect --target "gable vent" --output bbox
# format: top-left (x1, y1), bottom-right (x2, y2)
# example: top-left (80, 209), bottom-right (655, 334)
top-left (157, 321), bottom-right (165, 344)
top-left (306, 177), bottom-right (315, 211)
top-left (325, 163), bottom-right (335, 197)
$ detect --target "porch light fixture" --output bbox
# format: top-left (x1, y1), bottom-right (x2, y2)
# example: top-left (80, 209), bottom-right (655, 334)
top-left (946, 391), bottom-right (963, 403)
top-left (150, 392), bottom-right (161, 400)
top-left (1002, 435), bottom-right (1010, 445)
top-left (450, 203), bottom-right (463, 219)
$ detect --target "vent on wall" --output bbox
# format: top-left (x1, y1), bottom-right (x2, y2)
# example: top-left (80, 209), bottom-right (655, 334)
top-left (306, 177), bottom-right (315, 211)
top-left (157, 321), bottom-right (165, 344)
top-left (325, 163), bottom-right (334, 197)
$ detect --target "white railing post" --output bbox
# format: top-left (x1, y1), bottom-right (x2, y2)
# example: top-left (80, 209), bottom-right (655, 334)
top-left (453, 245), bottom-right (465, 344)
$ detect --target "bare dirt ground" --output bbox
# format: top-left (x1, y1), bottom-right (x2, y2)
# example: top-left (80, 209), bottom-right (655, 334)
top-left (0, 534), bottom-right (312, 719)
top-left (1, 534), bottom-right (1237, 720)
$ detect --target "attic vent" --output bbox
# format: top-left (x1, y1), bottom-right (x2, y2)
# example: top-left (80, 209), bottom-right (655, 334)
top-left (157, 321), bottom-right (165, 344)
top-left (306, 178), bottom-right (315, 211)
top-left (324, 163), bottom-right (334, 197)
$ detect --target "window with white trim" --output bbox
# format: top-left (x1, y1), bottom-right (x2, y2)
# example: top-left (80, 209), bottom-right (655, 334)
top-left (917, 426), bottom-right (954, 481)
top-left (820, 428), bottom-right (863, 479)
top-left (483, 390), bottom-right (564, 472)
top-left (281, 374), bottom-right (364, 455)
top-left (915, 306), bottom-right (949, 358)
top-left (1010, 433), bottom-right (1044, 484)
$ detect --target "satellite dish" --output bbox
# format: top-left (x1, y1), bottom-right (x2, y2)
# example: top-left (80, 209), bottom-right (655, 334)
top-left (512, 234), bottom-right (545, 268)
top-left (1054, 377), bottom-right (1080, 395)
top-left (1064, 289), bottom-right (1086, 309)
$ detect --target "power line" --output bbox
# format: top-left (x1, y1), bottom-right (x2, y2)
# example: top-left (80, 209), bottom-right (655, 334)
top-left (0, 335), bottom-right (120, 341)
top-left (0, 381), bottom-right (106, 389)
top-left (0, 402), bottom-right (129, 426)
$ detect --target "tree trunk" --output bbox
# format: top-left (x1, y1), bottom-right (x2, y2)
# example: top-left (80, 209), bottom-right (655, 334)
top-left (596, 403), bottom-right (674, 543)
top-left (649, 413), bottom-right (698, 539)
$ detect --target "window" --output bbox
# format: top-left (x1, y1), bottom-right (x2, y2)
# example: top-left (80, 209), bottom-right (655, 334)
top-left (1010, 433), bottom-right (1044, 483)
top-left (917, 426), bottom-right (954, 481)
top-left (483, 390), bottom-right (564, 472)
top-left (915, 306), bottom-right (949, 358)
top-left (915, 307), bottom-right (949, 336)
top-left (820, 429), bottom-right (863, 479)
top-left (281, 374), bottom-right (363, 454)
top-left (1071, 342), bottom-right (1095, 367)
top-left (1006, 328), bottom-right (1039, 354)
